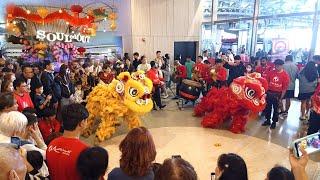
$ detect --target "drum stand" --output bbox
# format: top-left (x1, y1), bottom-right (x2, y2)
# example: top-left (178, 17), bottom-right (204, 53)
top-left (176, 98), bottom-right (196, 110)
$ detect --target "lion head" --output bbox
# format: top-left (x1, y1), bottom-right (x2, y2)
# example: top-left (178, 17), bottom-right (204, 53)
top-left (113, 71), bottom-right (153, 113)
top-left (230, 73), bottom-right (268, 112)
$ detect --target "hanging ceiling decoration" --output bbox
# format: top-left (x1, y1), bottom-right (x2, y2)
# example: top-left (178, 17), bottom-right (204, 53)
top-left (5, 2), bottom-right (119, 35)
top-left (6, 4), bottom-right (95, 27)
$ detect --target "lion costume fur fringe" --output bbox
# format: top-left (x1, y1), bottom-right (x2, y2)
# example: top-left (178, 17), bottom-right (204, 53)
top-left (84, 71), bottom-right (153, 142)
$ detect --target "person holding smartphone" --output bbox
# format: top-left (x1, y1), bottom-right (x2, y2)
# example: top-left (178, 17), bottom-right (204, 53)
top-left (289, 148), bottom-right (309, 180)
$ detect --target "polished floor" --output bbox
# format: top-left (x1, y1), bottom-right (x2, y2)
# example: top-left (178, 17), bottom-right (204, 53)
top-left (101, 127), bottom-right (320, 180)
top-left (82, 97), bottom-right (320, 179)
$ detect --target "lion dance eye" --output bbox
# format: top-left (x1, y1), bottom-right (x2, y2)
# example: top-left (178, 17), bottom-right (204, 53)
top-left (129, 88), bottom-right (138, 97)
top-left (245, 87), bottom-right (255, 100)
top-left (139, 74), bottom-right (145, 79)
top-left (116, 82), bottom-right (124, 94)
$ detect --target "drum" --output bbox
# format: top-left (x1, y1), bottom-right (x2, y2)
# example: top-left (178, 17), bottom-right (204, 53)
top-left (179, 79), bottom-right (202, 101)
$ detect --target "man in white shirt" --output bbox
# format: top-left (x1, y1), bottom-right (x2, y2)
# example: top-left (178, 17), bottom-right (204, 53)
top-left (202, 50), bottom-right (208, 63)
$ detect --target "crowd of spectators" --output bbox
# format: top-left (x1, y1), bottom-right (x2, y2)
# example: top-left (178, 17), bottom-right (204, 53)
top-left (0, 48), bottom-right (318, 180)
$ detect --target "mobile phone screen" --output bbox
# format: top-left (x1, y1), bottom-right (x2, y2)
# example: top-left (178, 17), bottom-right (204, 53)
top-left (211, 172), bottom-right (215, 180)
top-left (295, 134), bottom-right (320, 157)
top-left (11, 137), bottom-right (21, 148)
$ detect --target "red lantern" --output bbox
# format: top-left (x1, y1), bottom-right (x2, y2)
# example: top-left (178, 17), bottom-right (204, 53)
top-left (71, 5), bottom-right (83, 14)
top-left (77, 47), bottom-right (86, 56)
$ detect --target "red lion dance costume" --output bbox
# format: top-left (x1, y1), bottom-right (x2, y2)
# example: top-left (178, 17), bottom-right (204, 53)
top-left (194, 73), bottom-right (268, 133)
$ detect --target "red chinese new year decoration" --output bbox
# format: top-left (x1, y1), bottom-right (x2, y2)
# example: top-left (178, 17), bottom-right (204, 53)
top-left (70, 5), bottom-right (83, 14)
top-left (77, 47), bottom-right (86, 56)
top-left (6, 4), bottom-right (94, 27)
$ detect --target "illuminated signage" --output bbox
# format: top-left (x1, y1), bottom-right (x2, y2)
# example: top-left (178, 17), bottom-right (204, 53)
top-left (36, 30), bottom-right (90, 43)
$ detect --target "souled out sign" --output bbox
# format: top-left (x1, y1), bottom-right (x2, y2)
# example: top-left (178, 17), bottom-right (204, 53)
top-left (36, 30), bottom-right (90, 43)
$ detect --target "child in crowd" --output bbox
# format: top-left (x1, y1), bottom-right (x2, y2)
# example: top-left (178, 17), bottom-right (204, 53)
top-left (73, 81), bottom-right (85, 104)
top-left (245, 64), bottom-right (254, 75)
top-left (38, 108), bottom-right (61, 144)
top-left (99, 64), bottom-right (115, 84)
top-left (33, 81), bottom-right (52, 117)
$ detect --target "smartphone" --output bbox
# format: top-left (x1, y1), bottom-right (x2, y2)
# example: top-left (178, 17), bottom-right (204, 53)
top-left (291, 132), bottom-right (320, 158)
top-left (11, 136), bottom-right (21, 148)
top-left (171, 155), bottom-right (181, 159)
top-left (211, 172), bottom-right (215, 180)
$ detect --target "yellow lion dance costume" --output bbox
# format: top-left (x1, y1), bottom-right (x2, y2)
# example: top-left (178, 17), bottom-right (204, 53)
top-left (84, 71), bottom-right (153, 142)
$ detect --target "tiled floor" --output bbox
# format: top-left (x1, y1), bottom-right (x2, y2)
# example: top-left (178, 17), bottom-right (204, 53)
top-left (83, 97), bottom-right (320, 179)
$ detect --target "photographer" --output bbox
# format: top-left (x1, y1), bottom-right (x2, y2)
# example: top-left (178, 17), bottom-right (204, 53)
top-left (289, 148), bottom-right (309, 180)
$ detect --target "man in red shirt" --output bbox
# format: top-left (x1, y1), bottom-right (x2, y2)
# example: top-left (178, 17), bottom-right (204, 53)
top-left (262, 59), bottom-right (290, 129)
top-left (255, 57), bottom-right (272, 78)
top-left (173, 60), bottom-right (187, 99)
top-left (146, 61), bottom-right (166, 110)
top-left (46, 103), bottom-right (89, 180)
top-left (193, 56), bottom-right (209, 95)
top-left (13, 78), bottom-right (34, 112)
top-left (211, 58), bottom-right (227, 89)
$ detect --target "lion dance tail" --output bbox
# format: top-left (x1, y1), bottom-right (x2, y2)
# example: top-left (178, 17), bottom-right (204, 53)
top-left (194, 87), bottom-right (220, 116)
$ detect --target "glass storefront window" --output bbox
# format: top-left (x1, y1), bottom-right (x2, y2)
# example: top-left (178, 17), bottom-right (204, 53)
top-left (201, 0), bottom-right (319, 59)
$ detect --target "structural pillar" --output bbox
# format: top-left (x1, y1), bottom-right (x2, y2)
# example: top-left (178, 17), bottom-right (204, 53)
top-left (309, 0), bottom-right (320, 60)
top-left (250, 0), bottom-right (260, 56)
top-left (210, 0), bottom-right (218, 54)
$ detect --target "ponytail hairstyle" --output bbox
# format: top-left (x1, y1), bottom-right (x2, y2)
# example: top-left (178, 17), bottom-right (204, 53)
top-left (302, 61), bottom-right (318, 82)
top-left (217, 153), bottom-right (248, 180)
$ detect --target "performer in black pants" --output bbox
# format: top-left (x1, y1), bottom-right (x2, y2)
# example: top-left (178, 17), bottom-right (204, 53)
top-left (147, 61), bottom-right (166, 110)
top-left (264, 91), bottom-right (281, 126)
top-left (307, 110), bottom-right (320, 135)
top-left (261, 59), bottom-right (290, 129)
top-left (153, 84), bottom-right (165, 109)
top-left (307, 86), bottom-right (320, 135)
